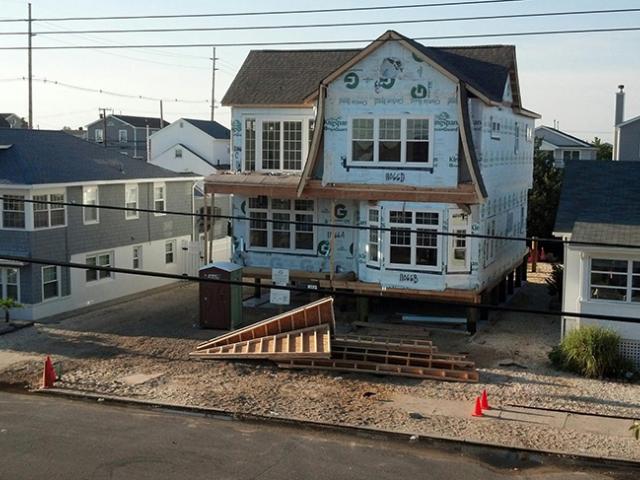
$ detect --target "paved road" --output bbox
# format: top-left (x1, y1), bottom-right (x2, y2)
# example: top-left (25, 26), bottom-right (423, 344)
top-left (0, 392), bottom-right (630, 480)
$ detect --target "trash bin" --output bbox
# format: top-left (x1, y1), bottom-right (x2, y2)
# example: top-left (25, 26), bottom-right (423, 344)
top-left (198, 261), bottom-right (243, 329)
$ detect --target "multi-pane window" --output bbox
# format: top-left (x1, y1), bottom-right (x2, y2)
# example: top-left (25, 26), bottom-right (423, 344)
top-left (0, 268), bottom-right (19, 301)
top-left (247, 197), bottom-right (315, 251)
top-left (165, 241), bottom-right (176, 264)
top-left (42, 266), bottom-right (59, 300)
top-left (262, 121), bottom-right (281, 170)
top-left (95, 129), bottom-right (104, 143)
top-left (590, 259), bottom-right (640, 303)
top-left (118, 130), bottom-right (128, 143)
top-left (132, 246), bottom-right (142, 270)
top-left (367, 208), bottom-right (381, 265)
top-left (453, 230), bottom-right (467, 261)
top-left (490, 117), bottom-right (501, 139)
top-left (245, 118), bottom-right (256, 171)
top-left (283, 121), bottom-right (303, 170)
top-left (351, 118), bottom-right (431, 164)
top-left (563, 151), bottom-right (580, 161)
top-left (125, 184), bottom-right (139, 219)
top-left (83, 186), bottom-right (99, 224)
top-left (388, 210), bottom-right (439, 269)
top-left (86, 252), bottom-right (112, 282)
top-left (2, 195), bottom-right (26, 229)
top-left (153, 183), bottom-right (166, 214)
top-left (33, 193), bottom-right (65, 229)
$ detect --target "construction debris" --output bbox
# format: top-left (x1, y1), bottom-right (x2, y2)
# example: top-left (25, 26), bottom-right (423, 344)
top-left (191, 297), bottom-right (478, 383)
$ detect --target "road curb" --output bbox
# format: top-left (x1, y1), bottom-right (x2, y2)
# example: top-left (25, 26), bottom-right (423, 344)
top-left (33, 387), bottom-right (640, 471)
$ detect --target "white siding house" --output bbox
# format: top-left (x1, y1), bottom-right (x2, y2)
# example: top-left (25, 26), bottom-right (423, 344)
top-left (207, 30), bottom-right (539, 331)
top-left (554, 160), bottom-right (640, 368)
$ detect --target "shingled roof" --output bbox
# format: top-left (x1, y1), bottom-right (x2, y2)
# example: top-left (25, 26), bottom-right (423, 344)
top-left (222, 31), bottom-right (519, 107)
top-left (0, 129), bottom-right (198, 185)
top-left (554, 160), bottom-right (640, 244)
top-left (183, 118), bottom-right (230, 139)
top-left (112, 115), bottom-right (168, 129)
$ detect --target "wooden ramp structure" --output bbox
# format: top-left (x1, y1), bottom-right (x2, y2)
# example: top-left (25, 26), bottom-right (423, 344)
top-left (191, 297), bottom-right (478, 383)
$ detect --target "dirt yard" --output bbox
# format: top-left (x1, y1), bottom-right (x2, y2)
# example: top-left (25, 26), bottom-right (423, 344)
top-left (0, 266), bottom-right (639, 461)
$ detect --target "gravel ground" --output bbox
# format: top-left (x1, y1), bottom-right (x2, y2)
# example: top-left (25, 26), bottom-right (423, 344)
top-left (0, 267), bottom-right (639, 461)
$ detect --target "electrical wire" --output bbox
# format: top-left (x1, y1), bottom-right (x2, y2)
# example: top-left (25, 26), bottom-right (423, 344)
top-left (5, 8), bottom-right (637, 36)
top-left (2, 195), bottom-right (638, 250)
top-left (2, 26), bottom-right (639, 50)
top-left (1, 252), bottom-right (639, 325)
top-left (0, 0), bottom-right (526, 23)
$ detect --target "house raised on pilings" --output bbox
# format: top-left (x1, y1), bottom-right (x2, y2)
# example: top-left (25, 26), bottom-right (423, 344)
top-left (205, 30), bottom-right (540, 332)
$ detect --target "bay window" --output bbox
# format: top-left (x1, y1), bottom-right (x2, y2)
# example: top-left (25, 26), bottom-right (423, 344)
top-left (33, 193), bottom-right (65, 228)
top-left (589, 259), bottom-right (640, 303)
top-left (350, 117), bottom-right (431, 165)
top-left (247, 197), bottom-right (315, 252)
top-left (387, 210), bottom-right (440, 270)
top-left (2, 195), bottom-right (25, 229)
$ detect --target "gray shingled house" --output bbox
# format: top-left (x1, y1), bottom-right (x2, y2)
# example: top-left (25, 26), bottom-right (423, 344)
top-left (86, 114), bottom-right (168, 159)
top-left (535, 126), bottom-right (597, 168)
top-left (554, 160), bottom-right (640, 367)
top-left (0, 128), bottom-right (201, 320)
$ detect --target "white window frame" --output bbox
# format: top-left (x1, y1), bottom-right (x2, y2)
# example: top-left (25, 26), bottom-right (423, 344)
top-left (82, 186), bottom-right (99, 225)
top-left (118, 129), bottom-right (128, 143)
top-left (0, 267), bottom-right (20, 301)
top-left (165, 240), bottom-right (176, 265)
top-left (366, 207), bottom-right (382, 267)
top-left (588, 258), bottom-right (640, 304)
top-left (514, 122), bottom-right (520, 155)
top-left (32, 190), bottom-right (66, 230)
top-left (242, 116), bottom-right (313, 173)
top-left (385, 209), bottom-right (441, 272)
top-left (525, 124), bottom-right (533, 142)
top-left (448, 211), bottom-right (470, 273)
top-left (95, 128), bottom-right (104, 143)
top-left (85, 251), bottom-right (113, 283)
top-left (132, 245), bottom-right (142, 270)
top-left (348, 116), bottom-right (433, 166)
top-left (247, 197), bottom-right (316, 253)
top-left (124, 184), bottom-right (139, 220)
top-left (1, 194), bottom-right (26, 230)
top-left (153, 182), bottom-right (166, 216)
top-left (490, 116), bottom-right (501, 140)
top-left (41, 265), bottom-right (60, 301)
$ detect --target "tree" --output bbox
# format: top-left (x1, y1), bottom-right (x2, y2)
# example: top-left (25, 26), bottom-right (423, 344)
top-left (527, 137), bottom-right (563, 240)
top-left (591, 137), bottom-right (612, 160)
top-left (0, 298), bottom-right (22, 323)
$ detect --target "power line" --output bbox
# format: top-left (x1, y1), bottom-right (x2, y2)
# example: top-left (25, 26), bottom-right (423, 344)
top-left (1, 251), bottom-right (640, 325)
top-left (5, 8), bottom-right (637, 36)
top-left (0, 0), bottom-right (526, 23)
top-left (2, 26), bottom-right (639, 50)
top-left (3, 195), bottom-right (639, 251)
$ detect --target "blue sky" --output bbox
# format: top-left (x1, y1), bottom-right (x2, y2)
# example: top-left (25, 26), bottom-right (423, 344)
top-left (1, 0), bottom-right (639, 143)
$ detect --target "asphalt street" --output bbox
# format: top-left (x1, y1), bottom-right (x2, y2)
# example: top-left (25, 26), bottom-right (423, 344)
top-left (0, 392), bottom-right (633, 479)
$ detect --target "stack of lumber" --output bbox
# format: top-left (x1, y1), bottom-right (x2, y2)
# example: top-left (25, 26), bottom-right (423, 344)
top-left (191, 297), bottom-right (478, 383)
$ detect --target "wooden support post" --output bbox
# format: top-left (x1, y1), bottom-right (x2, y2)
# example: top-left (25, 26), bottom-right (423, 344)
top-left (203, 193), bottom-right (210, 264)
top-left (498, 278), bottom-right (507, 303)
top-left (507, 270), bottom-right (515, 295)
top-left (522, 255), bottom-right (528, 282)
top-left (515, 264), bottom-right (523, 288)
top-left (356, 296), bottom-right (369, 323)
top-left (531, 236), bottom-right (538, 273)
top-left (480, 292), bottom-right (489, 321)
top-left (209, 192), bottom-right (215, 263)
top-left (466, 306), bottom-right (479, 335)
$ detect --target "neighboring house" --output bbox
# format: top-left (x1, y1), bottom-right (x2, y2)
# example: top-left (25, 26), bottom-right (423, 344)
top-left (149, 118), bottom-right (232, 260)
top-left (62, 127), bottom-right (87, 140)
top-left (535, 126), bottom-right (597, 168)
top-left (207, 30), bottom-right (539, 328)
top-left (86, 114), bottom-right (168, 159)
top-left (0, 128), bottom-right (202, 321)
top-left (0, 113), bottom-right (27, 129)
top-left (554, 160), bottom-right (640, 368)
top-left (613, 86), bottom-right (640, 161)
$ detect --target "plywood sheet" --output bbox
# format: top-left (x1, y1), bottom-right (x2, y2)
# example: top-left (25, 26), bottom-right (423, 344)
top-left (190, 324), bottom-right (331, 360)
top-left (195, 297), bottom-right (335, 351)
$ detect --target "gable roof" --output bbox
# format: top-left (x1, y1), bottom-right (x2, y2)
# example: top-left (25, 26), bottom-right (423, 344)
top-left (0, 128), bottom-right (199, 186)
top-left (535, 126), bottom-right (595, 149)
top-left (183, 118), bottom-right (230, 139)
top-left (554, 160), bottom-right (640, 244)
top-left (112, 115), bottom-right (168, 129)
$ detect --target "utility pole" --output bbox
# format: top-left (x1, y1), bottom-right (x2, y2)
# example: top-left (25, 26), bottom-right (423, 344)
top-left (98, 107), bottom-right (111, 147)
top-left (27, 3), bottom-right (33, 129)
top-left (159, 100), bottom-right (164, 127)
top-left (210, 47), bottom-right (217, 121)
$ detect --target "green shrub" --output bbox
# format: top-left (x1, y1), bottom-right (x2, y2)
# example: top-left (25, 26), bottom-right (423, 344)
top-left (545, 263), bottom-right (563, 299)
top-left (549, 326), bottom-right (634, 379)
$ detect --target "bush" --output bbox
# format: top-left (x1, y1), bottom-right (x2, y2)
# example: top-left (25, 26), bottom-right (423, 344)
top-left (545, 264), bottom-right (564, 299)
top-left (549, 326), bottom-right (634, 379)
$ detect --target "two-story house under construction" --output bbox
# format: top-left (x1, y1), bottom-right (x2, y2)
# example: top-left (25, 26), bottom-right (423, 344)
top-left (206, 31), bottom-right (539, 331)
top-left (0, 129), bottom-right (201, 320)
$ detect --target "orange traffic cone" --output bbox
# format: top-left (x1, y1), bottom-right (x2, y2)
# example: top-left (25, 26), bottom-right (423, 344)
top-left (481, 389), bottom-right (491, 410)
top-left (471, 396), bottom-right (483, 417)
top-left (41, 356), bottom-right (56, 389)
